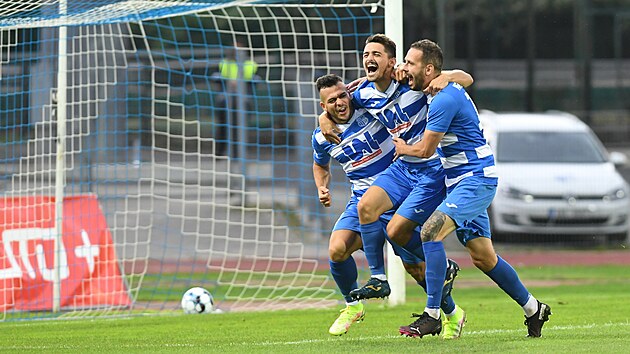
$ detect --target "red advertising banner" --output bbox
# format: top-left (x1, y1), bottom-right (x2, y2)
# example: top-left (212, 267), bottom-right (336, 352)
top-left (0, 195), bottom-right (131, 311)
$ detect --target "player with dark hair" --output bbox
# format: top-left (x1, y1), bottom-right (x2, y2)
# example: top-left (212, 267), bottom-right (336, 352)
top-left (393, 39), bottom-right (551, 338)
top-left (313, 73), bottom-right (460, 337)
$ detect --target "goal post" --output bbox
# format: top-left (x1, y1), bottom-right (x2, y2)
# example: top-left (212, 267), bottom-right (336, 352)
top-left (52, 0), bottom-right (68, 314)
top-left (384, 0), bottom-right (406, 306)
top-left (0, 0), bottom-right (408, 320)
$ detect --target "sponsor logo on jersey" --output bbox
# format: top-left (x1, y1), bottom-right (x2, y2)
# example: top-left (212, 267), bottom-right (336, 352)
top-left (336, 131), bottom-right (383, 168)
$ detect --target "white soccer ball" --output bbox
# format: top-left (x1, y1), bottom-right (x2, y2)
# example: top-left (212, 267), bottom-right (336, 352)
top-left (181, 287), bottom-right (214, 314)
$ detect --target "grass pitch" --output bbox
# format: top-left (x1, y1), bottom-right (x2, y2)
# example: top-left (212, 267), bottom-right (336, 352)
top-left (1, 265), bottom-right (629, 353)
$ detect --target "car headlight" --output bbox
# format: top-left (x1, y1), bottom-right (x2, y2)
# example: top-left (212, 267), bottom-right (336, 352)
top-left (603, 188), bottom-right (627, 201)
top-left (501, 186), bottom-right (534, 202)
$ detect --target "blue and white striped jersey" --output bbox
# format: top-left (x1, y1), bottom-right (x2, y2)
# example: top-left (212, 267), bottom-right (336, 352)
top-left (352, 80), bottom-right (440, 164)
top-left (426, 82), bottom-right (498, 187)
top-left (312, 108), bottom-right (395, 197)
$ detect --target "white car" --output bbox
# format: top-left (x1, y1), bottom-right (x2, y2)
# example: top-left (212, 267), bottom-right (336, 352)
top-left (478, 110), bottom-right (630, 242)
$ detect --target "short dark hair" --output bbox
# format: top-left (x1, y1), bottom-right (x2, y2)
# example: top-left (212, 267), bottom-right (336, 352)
top-left (316, 74), bottom-right (343, 92)
top-left (409, 39), bottom-right (443, 72)
top-left (365, 33), bottom-right (396, 58)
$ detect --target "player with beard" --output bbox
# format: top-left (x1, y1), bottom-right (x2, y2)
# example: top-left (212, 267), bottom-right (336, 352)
top-left (393, 39), bottom-right (551, 339)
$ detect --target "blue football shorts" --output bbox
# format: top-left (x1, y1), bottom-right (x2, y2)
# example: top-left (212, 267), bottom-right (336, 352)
top-left (436, 176), bottom-right (497, 246)
top-left (333, 194), bottom-right (424, 264)
top-left (372, 158), bottom-right (446, 226)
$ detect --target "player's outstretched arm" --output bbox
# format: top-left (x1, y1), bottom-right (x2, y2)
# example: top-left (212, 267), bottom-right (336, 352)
top-left (392, 130), bottom-right (444, 159)
top-left (313, 162), bottom-right (332, 207)
top-left (393, 89), bottom-right (456, 158)
top-left (318, 112), bottom-right (341, 144)
top-left (346, 77), bottom-right (366, 94)
top-left (424, 69), bottom-right (473, 95)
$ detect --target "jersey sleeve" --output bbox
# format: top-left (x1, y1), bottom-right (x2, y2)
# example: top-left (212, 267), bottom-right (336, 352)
top-left (312, 129), bottom-right (331, 166)
top-left (351, 79), bottom-right (375, 109)
top-left (426, 89), bottom-right (459, 133)
top-left (351, 89), bottom-right (364, 109)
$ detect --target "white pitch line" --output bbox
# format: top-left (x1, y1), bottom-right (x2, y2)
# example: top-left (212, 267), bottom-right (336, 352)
top-left (254, 321), bottom-right (630, 346)
top-left (2, 320), bottom-right (629, 350)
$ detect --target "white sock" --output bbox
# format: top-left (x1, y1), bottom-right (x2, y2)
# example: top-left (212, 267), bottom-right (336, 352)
top-left (347, 300), bottom-right (359, 306)
top-left (425, 307), bottom-right (441, 320)
top-left (372, 274), bottom-right (387, 281)
top-left (522, 294), bottom-right (538, 318)
top-left (444, 307), bottom-right (457, 318)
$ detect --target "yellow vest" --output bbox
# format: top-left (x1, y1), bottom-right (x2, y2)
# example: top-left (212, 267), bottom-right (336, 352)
top-left (219, 59), bottom-right (258, 80)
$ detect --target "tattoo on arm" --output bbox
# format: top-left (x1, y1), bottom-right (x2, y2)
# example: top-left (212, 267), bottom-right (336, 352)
top-left (421, 211), bottom-right (448, 242)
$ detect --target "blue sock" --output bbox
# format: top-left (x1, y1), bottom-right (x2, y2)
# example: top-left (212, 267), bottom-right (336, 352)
top-left (485, 255), bottom-right (530, 306)
top-left (422, 241), bottom-right (447, 310)
top-left (360, 220), bottom-right (386, 276)
top-left (418, 279), bottom-right (455, 314)
top-left (441, 295), bottom-right (456, 315)
top-left (330, 257), bottom-right (358, 303)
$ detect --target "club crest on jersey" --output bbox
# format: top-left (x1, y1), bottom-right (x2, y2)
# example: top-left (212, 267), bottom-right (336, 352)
top-left (356, 115), bottom-right (369, 127)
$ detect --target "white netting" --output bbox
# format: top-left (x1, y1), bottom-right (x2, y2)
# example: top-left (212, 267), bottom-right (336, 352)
top-left (0, 0), bottom-right (383, 319)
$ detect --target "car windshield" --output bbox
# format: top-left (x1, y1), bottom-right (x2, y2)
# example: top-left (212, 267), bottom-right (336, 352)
top-left (497, 131), bottom-right (606, 163)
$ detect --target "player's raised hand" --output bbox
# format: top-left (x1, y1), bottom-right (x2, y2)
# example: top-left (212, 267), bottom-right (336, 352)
top-left (424, 74), bottom-right (450, 96)
top-left (393, 63), bottom-right (408, 83)
top-left (318, 111), bottom-right (341, 144)
top-left (345, 77), bottom-right (366, 94)
top-left (318, 186), bottom-right (331, 207)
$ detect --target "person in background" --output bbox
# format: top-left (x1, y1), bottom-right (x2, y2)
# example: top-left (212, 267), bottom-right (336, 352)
top-left (214, 42), bottom-right (258, 157)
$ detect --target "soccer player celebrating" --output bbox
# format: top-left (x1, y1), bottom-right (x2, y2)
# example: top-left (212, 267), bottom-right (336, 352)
top-left (313, 74), bottom-right (460, 337)
top-left (318, 34), bottom-right (472, 339)
top-left (393, 39), bottom-right (551, 338)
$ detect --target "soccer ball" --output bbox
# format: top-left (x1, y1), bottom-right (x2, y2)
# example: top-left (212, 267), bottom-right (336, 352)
top-left (181, 287), bottom-right (214, 314)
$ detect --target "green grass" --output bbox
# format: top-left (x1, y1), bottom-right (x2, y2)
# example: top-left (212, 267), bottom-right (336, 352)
top-left (1, 265), bottom-right (630, 353)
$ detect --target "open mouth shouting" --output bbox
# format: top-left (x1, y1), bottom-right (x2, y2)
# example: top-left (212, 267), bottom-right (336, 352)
top-left (406, 73), bottom-right (415, 88)
top-left (365, 61), bottom-right (379, 79)
top-left (337, 104), bottom-right (349, 119)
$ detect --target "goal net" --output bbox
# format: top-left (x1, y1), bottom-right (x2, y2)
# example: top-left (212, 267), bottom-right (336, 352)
top-left (0, 0), bottom-right (385, 319)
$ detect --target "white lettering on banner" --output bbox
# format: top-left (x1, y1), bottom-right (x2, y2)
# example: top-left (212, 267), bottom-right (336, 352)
top-left (0, 228), bottom-right (70, 281)
top-left (20, 238), bottom-right (36, 279)
top-left (75, 229), bottom-right (99, 273)
top-left (1, 234), bottom-right (22, 280)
